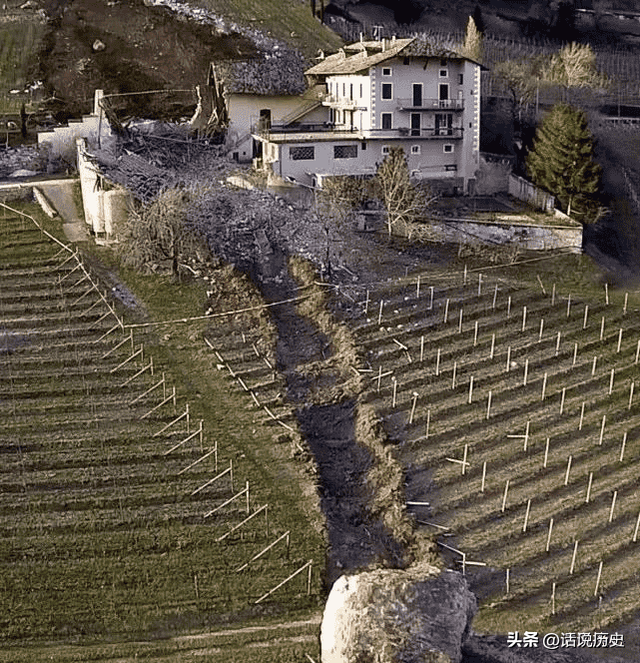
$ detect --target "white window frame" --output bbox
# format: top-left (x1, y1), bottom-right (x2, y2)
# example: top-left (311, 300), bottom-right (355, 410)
top-left (439, 68), bottom-right (448, 78)
top-left (382, 67), bottom-right (392, 76)
top-left (381, 145), bottom-right (390, 155)
top-left (381, 83), bottom-right (393, 100)
top-left (443, 144), bottom-right (454, 154)
top-left (381, 112), bottom-right (393, 130)
top-left (411, 145), bottom-right (421, 155)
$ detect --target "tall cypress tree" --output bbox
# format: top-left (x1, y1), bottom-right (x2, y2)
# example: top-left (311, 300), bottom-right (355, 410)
top-left (526, 103), bottom-right (602, 223)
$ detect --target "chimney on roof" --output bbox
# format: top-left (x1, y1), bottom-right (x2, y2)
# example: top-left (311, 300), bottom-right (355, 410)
top-left (382, 38), bottom-right (386, 51)
top-left (360, 32), bottom-right (363, 42)
top-left (392, 35), bottom-right (396, 43)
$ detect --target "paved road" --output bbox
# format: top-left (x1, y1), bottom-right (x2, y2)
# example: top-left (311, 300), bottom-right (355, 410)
top-left (37, 179), bottom-right (88, 243)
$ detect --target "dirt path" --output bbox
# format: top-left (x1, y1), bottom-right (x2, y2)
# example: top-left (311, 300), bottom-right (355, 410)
top-left (37, 179), bottom-right (89, 243)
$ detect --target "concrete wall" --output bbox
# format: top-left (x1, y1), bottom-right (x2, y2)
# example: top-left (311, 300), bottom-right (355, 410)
top-left (508, 173), bottom-right (556, 212)
top-left (76, 138), bottom-right (130, 239)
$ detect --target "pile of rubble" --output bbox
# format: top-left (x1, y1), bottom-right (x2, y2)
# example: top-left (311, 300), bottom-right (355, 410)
top-left (0, 146), bottom-right (43, 179)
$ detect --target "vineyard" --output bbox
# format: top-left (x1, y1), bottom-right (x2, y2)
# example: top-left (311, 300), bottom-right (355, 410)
top-left (0, 202), bottom-right (324, 657)
top-left (350, 257), bottom-right (640, 637)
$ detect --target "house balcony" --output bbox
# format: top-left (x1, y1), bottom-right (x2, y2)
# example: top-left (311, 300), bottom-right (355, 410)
top-left (397, 98), bottom-right (464, 110)
top-left (321, 94), bottom-right (362, 110)
top-left (252, 121), bottom-right (463, 142)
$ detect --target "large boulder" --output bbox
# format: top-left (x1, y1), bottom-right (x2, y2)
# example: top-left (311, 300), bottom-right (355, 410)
top-left (321, 565), bottom-right (476, 663)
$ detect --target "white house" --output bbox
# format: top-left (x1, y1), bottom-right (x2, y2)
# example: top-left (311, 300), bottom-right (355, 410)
top-left (251, 37), bottom-right (483, 195)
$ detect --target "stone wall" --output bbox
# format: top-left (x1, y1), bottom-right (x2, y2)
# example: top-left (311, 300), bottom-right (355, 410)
top-left (430, 216), bottom-right (582, 252)
top-left (475, 153), bottom-right (514, 195)
top-left (508, 173), bottom-right (556, 212)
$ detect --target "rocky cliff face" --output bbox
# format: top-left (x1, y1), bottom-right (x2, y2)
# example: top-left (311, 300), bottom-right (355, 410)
top-left (320, 565), bottom-right (477, 663)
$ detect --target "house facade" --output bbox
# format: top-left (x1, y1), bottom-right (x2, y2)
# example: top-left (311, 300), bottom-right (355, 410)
top-left (251, 37), bottom-right (482, 195)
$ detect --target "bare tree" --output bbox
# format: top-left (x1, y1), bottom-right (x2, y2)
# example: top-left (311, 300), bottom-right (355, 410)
top-left (375, 147), bottom-right (437, 237)
top-left (118, 186), bottom-right (208, 281)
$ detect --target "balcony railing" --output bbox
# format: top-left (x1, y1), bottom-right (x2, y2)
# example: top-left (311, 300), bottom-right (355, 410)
top-left (397, 98), bottom-right (464, 110)
top-left (252, 121), bottom-right (463, 140)
top-left (321, 94), bottom-right (360, 109)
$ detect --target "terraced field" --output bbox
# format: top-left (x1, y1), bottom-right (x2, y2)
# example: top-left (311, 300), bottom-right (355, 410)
top-left (352, 262), bottom-right (640, 636)
top-left (0, 204), bottom-right (323, 653)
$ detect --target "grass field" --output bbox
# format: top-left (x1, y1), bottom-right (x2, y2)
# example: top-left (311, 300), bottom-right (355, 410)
top-left (191, 0), bottom-right (343, 58)
top-left (0, 202), bottom-right (325, 660)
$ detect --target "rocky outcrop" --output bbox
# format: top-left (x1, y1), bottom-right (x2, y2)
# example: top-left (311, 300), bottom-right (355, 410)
top-left (321, 565), bottom-right (476, 663)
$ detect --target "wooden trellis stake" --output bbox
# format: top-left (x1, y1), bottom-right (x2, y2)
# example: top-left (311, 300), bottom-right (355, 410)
top-left (620, 432), bottom-right (627, 462)
top-left (204, 482), bottom-right (251, 519)
top-left (426, 409), bottom-right (430, 439)
top-left (609, 368), bottom-right (615, 395)
top-left (592, 355), bottom-right (597, 376)
top-left (552, 283), bottom-right (556, 306)
top-left (629, 382), bottom-right (635, 410)
top-left (436, 348), bottom-right (441, 376)
top-left (599, 414), bottom-right (606, 445)
top-left (492, 284), bottom-right (498, 310)
top-left (633, 511), bottom-right (640, 543)
top-left (624, 292), bottom-right (628, 314)
top-left (551, 582), bottom-right (556, 615)
top-left (377, 366), bottom-right (383, 392)
top-left (546, 518), bottom-right (554, 552)
top-left (507, 295), bottom-right (511, 318)
top-left (165, 420), bottom-right (204, 456)
top-left (481, 461), bottom-right (486, 493)
top-left (567, 294), bottom-right (571, 317)
top-left (392, 377), bottom-right (398, 408)
top-left (140, 385), bottom-right (176, 420)
top-left (579, 402), bottom-right (585, 430)
top-left (522, 306), bottom-right (527, 332)
top-left (506, 568), bottom-right (510, 595)
top-left (444, 298), bottom-right (450, 324)
top-left (420, 335), bottom-right (425, 362)
top-left (617, 329), bottom-right (623, 353)
top-left (416, 275), bottom-right (421, 298)
top-left (594, 560), bottom-right (603, 596)
top-left (217, 503), bottom-right (268, 543)
top-left (192, 461), bottom-right (233, 497)
top-left (468, 376), bottom-right (474, 404)
top-left (565, 541), bottom-right (579, 578)
top-left (523, 358), bottom-right (528, 386)
top-left (463, 264), bottom-right (468, 285)
top-left (409, 392), bottom-right (418, 424)
top-left (490, 333), bottom-right (495, 360)
top-left (609, 491), bottom-right (617, 523)
top-left (458, 308), bottom-right (463, 333)
top-left (600, 316), bottom-right (605, 341)
top-left (236, 530), bottom-right (291, 572)
top-left (636, 339), bottom-right (640, 364)
top-left (446, 451), bottom-right (470, 473)
top-left (486, 390), bottom-right (492, 420)
top-left (120, 358), bottom-right (154, 388)
top-left (478, 273), bottom-right (482, 296)
top-left (560, 387), bottom-right (566, 415)
top-left (474, 320), bottom-right (479, 346)
top-left (130, 372), bottom-right (165, 405)
top-left (501, 479), bottom-right (510, 512)
top-left (364, 289), bottom-right (370, 315)
top-left (586, 472), bottom-right (593, 504)
top-left (564, 455), bottom-right (572, 486)
top-left (573, 342), bottom-right (578, 367)
top-left (378, 300), bottom-right (384, 325)
top-left (555, 331), bottom-right (561, 356)
top-left (538, 318), bottom-right (544, 342)
top-left (523, 499), bottom-right (531, 532)
top-left (452, 361), bottom-right (457, 389)
top-left (583, 304), bottom-right (589, 329)
top-left (429, 286), bottom-right (434, 310)
top-left (544, 437), bottom-right (550, 468)
top-left (461, 443), bottom-right (468, 475)
top-left (154, 404), bottom-right (189, 437)
top-left (178, 445), bottom-right (217, 476)
top-left (254, 560), bottom-right (313, 605)
top-left (506, 346), bottom-right (511, 372)
top-left (605, 282), bottom-right (609, 305)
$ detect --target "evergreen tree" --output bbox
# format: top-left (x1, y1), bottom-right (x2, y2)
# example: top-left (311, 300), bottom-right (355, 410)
top-left (526, 104), bottom-right (602, 224)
